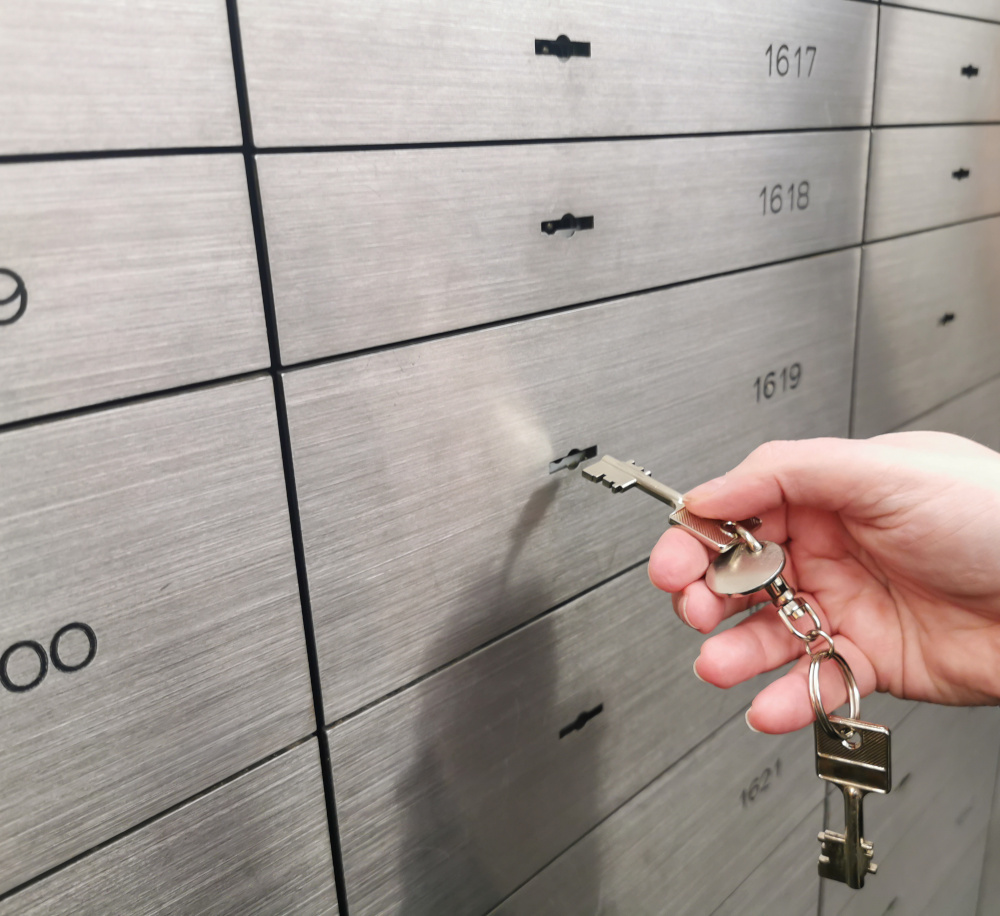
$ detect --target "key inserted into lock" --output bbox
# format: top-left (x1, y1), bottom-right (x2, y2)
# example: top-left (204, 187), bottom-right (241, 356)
top-left (541, 213), bottom-right (594, 238)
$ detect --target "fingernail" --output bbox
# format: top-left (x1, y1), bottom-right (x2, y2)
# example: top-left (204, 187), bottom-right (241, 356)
top-left (686, 475), bottom-right (727, 501)
top-left (692, 657), bottom-right (707, 683)
top-left (745, 708), bottom-right (761, 733)
top-left (678, 593), bottom-right (695, 629)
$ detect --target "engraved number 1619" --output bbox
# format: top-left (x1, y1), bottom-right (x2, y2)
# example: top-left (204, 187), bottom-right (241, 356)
top-left (754, 363), bottom-right (802, 402)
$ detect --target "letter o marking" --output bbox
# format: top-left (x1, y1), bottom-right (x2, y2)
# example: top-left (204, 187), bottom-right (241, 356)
top-left (50, 622), bottom-right (98, 673)
top-left (0, 641), bottom-right (48, 693)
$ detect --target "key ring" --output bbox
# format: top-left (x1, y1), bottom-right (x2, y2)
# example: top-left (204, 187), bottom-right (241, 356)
top-left (808, 650), bottom-right (860, 742)
top-left (804, 628), bottom-right (835, 659)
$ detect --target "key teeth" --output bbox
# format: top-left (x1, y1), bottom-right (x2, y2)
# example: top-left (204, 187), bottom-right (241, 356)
top-left (582, 471), bottom-right (636, 492)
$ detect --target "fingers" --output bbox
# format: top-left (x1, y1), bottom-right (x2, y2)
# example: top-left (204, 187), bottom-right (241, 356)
top-left (691, 594), bottom-right (877, 734)
top-left (649, 508), bottom-right (792, 632)
top-left (648, 526), bottom-right (710, 593)
top-left (676, 580), bottom-right (761, 633)
top-left (683, 438), bottom-right (893, 522)
top-left (742, 638), bottom-right (877, 734)
top-left (694, 602), bottom-right (809, 688)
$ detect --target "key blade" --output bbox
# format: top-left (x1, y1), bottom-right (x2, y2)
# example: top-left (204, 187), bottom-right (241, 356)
top-left (815, 718), bottom-right (891, 795)
top-left (582, 455), bottom-right (650, 493)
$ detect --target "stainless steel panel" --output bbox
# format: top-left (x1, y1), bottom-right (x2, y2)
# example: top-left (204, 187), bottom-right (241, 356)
top-left (888, 1), bottom-right (1000, 22)
top-left (0, 0), bottom-right (240, 155)
top-left (488, 711), bottom-right (820, 916)
top-left (923, 829), bottom-right (988, 916)
top-left (710, 802), bottom-right (822, 916)
top-left (262, 132), bottom-right (869, 363)
top-left (240, 0), bottom-right (877, 146)
top-left (825, 827), bottom-right (987, 916)
top-left (286, 250), bottom-right (859, 720)
top-left (0, 155), bottom-right (267, 425)
top-left (861, 690), bottom-right (917, 733)
top-left (866, 126), bottom-right (1000, 241)
top-left (897, 373), bottom-right (1000, 450)
top-left (875, 6), bottom-right (1000, 125)
top-left (823, 705), bottom-right (1000, 916)
top-left (975, 742), bottom-right (1000, 916)
top-left (331, 565), bottom-right (769, 916)
top-left (854, 219), bottom-right (1000, 438)
top-left (0, 378), bottom-right (314, 895)
top-left (0, 741), bottom-right (338, 916)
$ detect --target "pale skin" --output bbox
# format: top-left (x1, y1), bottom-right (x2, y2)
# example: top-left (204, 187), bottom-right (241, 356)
top-left (647, 432), bottom-right (1000, 734)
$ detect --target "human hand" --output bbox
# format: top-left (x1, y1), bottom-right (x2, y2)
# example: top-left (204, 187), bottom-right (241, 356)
top-left (648, 433), bottom-right (1000, 733)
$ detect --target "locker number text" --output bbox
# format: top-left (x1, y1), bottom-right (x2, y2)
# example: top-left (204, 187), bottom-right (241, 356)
top-left (760, 181), bottom-right (810, 216)
top-left (754, 363), bottom-right (802, 402)
top-left (765, 44), bottom-right (816, 78)
top-left (741, 759), bottom-right (782, 807)
top-left (1, 623), bottom-right (98, 694)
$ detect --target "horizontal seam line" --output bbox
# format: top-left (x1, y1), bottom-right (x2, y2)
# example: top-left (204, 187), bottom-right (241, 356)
top-left (0, 733), bottom-right (317, 904)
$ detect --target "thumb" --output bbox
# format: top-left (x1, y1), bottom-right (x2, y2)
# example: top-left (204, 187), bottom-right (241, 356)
top-left (683, 438), bottom-right (898, 520)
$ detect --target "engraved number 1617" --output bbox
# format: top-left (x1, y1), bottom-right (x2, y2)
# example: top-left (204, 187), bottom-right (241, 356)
top-left (766, 44), bottom-right (816, 78)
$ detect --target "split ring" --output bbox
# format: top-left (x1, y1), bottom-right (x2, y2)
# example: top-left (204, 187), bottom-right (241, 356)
top-left (808, 650), bottom-right (860, 741)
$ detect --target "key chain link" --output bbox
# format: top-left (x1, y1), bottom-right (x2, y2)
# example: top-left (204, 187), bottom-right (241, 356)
top-left (733, 529), bottom-right (860, 742)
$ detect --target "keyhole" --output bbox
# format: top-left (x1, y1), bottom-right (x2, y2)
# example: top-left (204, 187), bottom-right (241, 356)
top-left (549, 445), bottom-right (598, 474)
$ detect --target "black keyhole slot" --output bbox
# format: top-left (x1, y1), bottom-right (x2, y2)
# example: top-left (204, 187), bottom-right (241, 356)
top-left (549, 445), bottom-right (598, 474)
top-left (535, 35), bottom-right (591, 60)
top-left (541, 213), bottom-right (594, 238)
top-left (952, 167), bottom-right (971, 181)
top-left (0, 268), bottom-right (27, 326)
top-left (939, 312), bottom-right (956, 325)
top-left (961, 64), bottom-right (979, 78)
top-left (896, 772), bottom-right (911, 791)
top-left (559, 703), bottom-right (604, 739)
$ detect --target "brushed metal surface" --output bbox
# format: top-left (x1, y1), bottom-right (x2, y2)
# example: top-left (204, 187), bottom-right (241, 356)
top-left (975, 738), bottom-right (1000, 916)
top-left (0, 378), bottom-right (314, 895)
top-left (710, 802), bottom-right (823, 916)
top-left (866, 126), bottom-right (1000, 242)
top-left (822, 705), bottom-right (1000, 915)
top-left (859, 690), bottom-right (916, 734)
top-left (875, 5), bottom-right (1000, 125)
top-left (488, 710), bottom-right (819, 915)
top-left (239, 0), bottom-right (877, 146)
top-left (927, 829), bottom-right (990, 916)
top-left (0, 155), bottom-right (267, 425)
top-left (853, 219), bottom-right (1000, 438)
top-left (826, 828), bottom-right (988, 916)
top-left (887, 0), bottom-right (1000, 22)
top-left (330, 565), bottom-right (770, 916)
top-left (261, 132), bottom-right (869, 363)
top-left (285, 250), bottom-right (859, 721)
top-left (897, 373), bottom-right (1000, 450)
top-left (0, 741), bottom-right (338, 916)
top-left (0, 0), bottom-right (240, 155)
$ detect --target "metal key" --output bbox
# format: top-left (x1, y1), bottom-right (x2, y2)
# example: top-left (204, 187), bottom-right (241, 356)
top-left (581, 455), bottom-right (759, 553)
top-left (815, 716), bottom-right (892, 889)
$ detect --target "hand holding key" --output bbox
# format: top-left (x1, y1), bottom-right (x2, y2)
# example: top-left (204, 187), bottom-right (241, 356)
top-left (648, 432), bottom-right (1000, 734)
